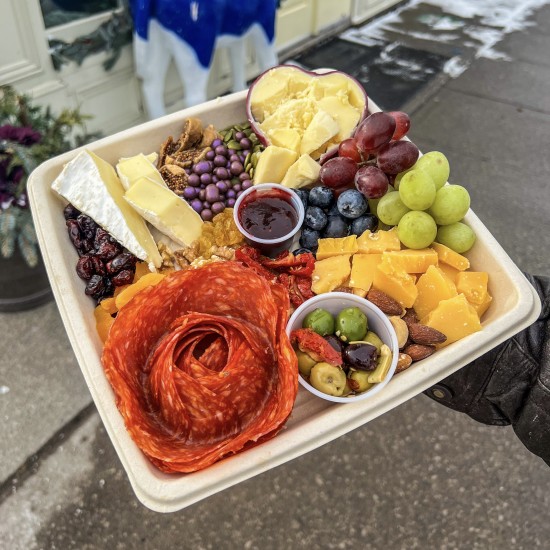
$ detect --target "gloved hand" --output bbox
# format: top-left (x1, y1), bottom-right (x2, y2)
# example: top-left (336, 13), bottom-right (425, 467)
top-left (424, 274), bottom-right (550, 466)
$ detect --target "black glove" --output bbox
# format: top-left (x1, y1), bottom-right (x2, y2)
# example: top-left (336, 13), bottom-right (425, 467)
top-left (424, 274), bottom-right (550, 466)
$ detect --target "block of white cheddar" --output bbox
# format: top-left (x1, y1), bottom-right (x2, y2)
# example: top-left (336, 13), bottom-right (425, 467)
top-left (299, 109), bottom-right (339, 156)
top-left (280, 154), bottom-right (321, 189)
top-left (116, 153), bottom-right (164, 190)
top-left (51, 149), bottom-right (162, 268)
top-left (253, 145), bottom-right (298, 184)
top-left (124, 177), bottom-right (203, 247)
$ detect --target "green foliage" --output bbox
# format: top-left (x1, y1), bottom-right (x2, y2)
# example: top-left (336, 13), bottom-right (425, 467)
top-left (0, 85), bottom-right (99, 266)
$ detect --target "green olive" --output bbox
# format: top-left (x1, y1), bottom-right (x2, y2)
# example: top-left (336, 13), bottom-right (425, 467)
top-left (351, 331), bottom-right (384, 353)
top-left (296, 349), bottom-right (316, 377)
top-left (348, 369), bottom-right (374, 393)
top-left (309, 362), bottom-right (347, 396)
top-left (302, 308), bottom-right (335, 336)
top-left (335, 307), bottom-right (368, 342)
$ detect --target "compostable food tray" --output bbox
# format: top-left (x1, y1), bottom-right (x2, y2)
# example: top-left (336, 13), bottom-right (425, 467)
top-left (28, 90), bottom-right (541, 513)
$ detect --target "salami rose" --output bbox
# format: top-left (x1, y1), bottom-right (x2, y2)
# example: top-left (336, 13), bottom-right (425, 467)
top-left (101, 261), bottom-right (298, 473)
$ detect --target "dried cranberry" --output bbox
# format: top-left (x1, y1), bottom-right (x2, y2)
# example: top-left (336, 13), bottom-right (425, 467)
top-left (77, 214), bottom-right (98, 240)
top-left (112, 269), bottom-right (134, 286)
top-left (107, 252), bottom-right (137, 274)
top-left (63, 204), bottom-right (81, 220)
top-left (76, 256), bottom-right (95, 280)
top-left (66, 219), bottom-right (83, 250)
top-left (90, 255), bottom-right (106, 276)
top-left (96, 240), bottom-right (121, 261)
top-left (85, 275), bottom-right (105, 297)
top-left (97, 277), bottom-right (114, 301)
top-left (93, 228), bottom-right (114, 250)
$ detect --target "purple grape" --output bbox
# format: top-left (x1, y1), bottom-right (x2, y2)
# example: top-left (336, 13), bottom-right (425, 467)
top-left (226, 198), bottom-right (236, 207)
top-left (205, 184), bottom-right (220, 203)
top-left (235, 131), bottom-right (244, 141)
top-left (228, 149), bottom-right (236, 156)
top-left (216, 181), bottom-right (228, 193)
top-left (233, 183), bottom-right (242, 193)
top-left (203, 201), bottom-right (210, 208)
top-left (239, 172), bottom-right (250, 182)
top-left (198, 189), bottom-right (206, 201)
top-left (242, 149), bottom-right (251, 158)
top-left (205, 150), bottom-right (215, 160)
top-left (188, 173), bottom-right (200, 187)
top-left (229, 154), bottom-right (240, 163)
top-left (242, 180), bottom-right (253, 190)
top-left (226, 189), bottom-right (236, 199)
top-left (230, 161), bottom-right (244, 175)
top-left (211, 201), bottom-right (225, 215)
top-left (200, 173), bottom-right (212, 185)
top-left (215, 145), bottom-right (227, 156)
top-left (214, 167), bottom-right (229, 179)
top-left (236, 190), bottom-right (244, 198)
top-left (212, 175), bottom-right (219, 183)
top-left (212, 138), bottom-right (222, 148)
top-left (201, 209), bottom-right (213, 221)
top-left (239, 137), bottom-right (251, 150)
top-left (183, 187), bottom-right (198, 199)
top-left (185, 167), bottom-right (192, 175)
top-left (191, 199), bottom-right (202, 213)
top-left (193, 161), bottom-right (211, 175)
top-left (213, 155), bottom-right (226, 167)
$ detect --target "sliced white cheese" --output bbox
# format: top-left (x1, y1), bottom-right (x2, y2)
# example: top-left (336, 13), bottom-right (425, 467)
top-left (300, 109), bottom-right (340, 156)
top-left (51, 149), bottom-right (162, 268)
top-left (280, 154), bottom-right (321, 189)
top-left (124, 177), bottom-right (203, 248)
top-left (116, 153), bottom-right (165, 190)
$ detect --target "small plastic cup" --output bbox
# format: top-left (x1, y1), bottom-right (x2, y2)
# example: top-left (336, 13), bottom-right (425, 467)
top-left (233, 183), bottom-right (304, 257)
top-left (286, 292), bottom-right (399, 403)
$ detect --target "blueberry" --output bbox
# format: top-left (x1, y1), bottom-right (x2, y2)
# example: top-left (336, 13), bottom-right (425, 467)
top-left (293, 247), bottom-right (312, 256)
top-left (350, 213), bottom-right (378, 236)
top-left (305, 206), bottom-right (328, 231)
top-left (325, 202), bottom-right (341, 217)
top-left (323, 216), bottom-right (350, 238)
top-left (308, 186), bottom-right (334, 209)
top-left (293, 189), bottom-right (309, 212)
top-left (337, 189), bottom-right (369, 219)
top-left (299, 227), bottom-right (320, 251)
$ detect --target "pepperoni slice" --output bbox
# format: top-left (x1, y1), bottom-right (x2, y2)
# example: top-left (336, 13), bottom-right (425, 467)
top-left (101, 261), bottom-right (298, 473)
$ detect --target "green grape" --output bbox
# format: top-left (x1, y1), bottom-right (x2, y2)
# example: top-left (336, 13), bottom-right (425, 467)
top-left (398, 169), bottom-right (436, 211)
top-left (368, 197), bottom-right (381, 217)
top-left (393, 167), bottom-right (414, 190)
top-left (436, 222), bottom-right (476, 253)
top-left (415, 151), bottom-right (450, 190)
top-left (397, 211), bottom-right (437, 249)
top-left (428, 184), bottom-right (471, 225)
top-left (376, 191), bottom-right (410, 226)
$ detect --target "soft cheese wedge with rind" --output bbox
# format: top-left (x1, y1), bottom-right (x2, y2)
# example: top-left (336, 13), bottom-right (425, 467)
top-left (51, 149), bottom-right (162, 268)
top-left (124, 177), bottom-right (203, 248)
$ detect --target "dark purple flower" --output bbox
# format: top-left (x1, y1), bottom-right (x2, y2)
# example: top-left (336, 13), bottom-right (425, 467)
top-left (0, 125), bottom-right (42, 146)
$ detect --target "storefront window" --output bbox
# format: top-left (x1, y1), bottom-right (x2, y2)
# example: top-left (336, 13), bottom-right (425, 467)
top-left (40, 0), bottom-right (120, 29)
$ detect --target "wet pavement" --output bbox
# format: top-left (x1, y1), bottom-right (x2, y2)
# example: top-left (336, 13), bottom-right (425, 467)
top-left (2, 0), bottom-right (550, 548)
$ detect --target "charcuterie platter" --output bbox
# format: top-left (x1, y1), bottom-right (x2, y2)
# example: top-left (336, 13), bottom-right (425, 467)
top-left (28, 68), bottom-right (540, 512)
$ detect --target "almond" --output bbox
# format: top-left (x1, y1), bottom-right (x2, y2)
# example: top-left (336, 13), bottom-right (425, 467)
top-left (401, 308), bottom-right (419, 327)
top-left (396, 353), bottom-right (412, 373)
top-left (409, 323), bottom-right (447, 345)
top-left (367, 288), bottom-right (403, 316)
top-left (403, 343), bottom-right (436, 362)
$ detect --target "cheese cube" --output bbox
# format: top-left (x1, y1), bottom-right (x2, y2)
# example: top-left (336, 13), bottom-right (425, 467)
top-left (253, 146), bottom-right (298, 184)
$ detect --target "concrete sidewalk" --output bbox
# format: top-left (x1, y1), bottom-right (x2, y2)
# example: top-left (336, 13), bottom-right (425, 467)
top-left (2, 1), bottom-right (550, 548)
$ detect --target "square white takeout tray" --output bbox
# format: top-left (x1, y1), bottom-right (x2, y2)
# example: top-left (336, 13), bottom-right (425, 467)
top-left (28, 90), bottom-right (541, 513)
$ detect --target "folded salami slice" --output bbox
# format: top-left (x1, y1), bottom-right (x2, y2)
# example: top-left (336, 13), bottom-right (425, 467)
top-left (102, 261), bottom-right (298, 473)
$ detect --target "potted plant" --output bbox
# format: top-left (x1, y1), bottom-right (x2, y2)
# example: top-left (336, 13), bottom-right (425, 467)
top-left (0, 85), bottom-right (97, 311)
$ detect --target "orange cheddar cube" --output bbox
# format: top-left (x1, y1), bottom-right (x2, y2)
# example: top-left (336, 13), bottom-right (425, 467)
top-left (357, 228), bottom-right (401, 254)
top-left (456, 271), bottom-right (489, 305)
top-left (316, 235), bottom-right (358, 260)
top-left (413, 265), bottom-right (458, 319)
top-left (421, 293), bottom-right (482, 347)
top-left (437, 261), bottom-right (460, 283)
top-left (432, 242), bottom-right (470, 271)
top-left (470, 292), bottom-right (493, 318)
top-left (311, 254), bottom-right (352, 294)
top-left (373, 258), bottom-right (418, 308)
top-left (382, 248), bottom-right (438, 274)
top-left (349, 253), bottom-right (382, 292)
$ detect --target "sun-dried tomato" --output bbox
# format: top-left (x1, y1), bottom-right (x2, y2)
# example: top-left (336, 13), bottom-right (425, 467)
top-left (234, 246), bottom-right (276, 282)
top-left (260, 252), bottom-right (315, 277)
top-left (290, 328), bottom-right (343, 366)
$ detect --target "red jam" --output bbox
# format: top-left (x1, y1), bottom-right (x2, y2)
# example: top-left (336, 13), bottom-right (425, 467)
top-left (238, 189), bottom-right (298, 240)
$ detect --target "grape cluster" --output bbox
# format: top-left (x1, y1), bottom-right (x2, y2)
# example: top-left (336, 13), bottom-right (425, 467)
top-left (295, 186), bottom-right (378, 253)
top-left (64, 204), bottom-right (138, 303)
